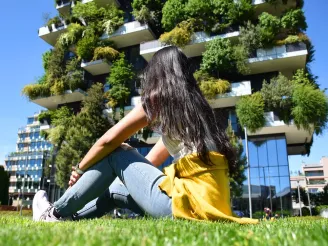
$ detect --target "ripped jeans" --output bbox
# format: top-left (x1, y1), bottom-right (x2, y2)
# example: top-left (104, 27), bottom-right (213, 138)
top-left (53, 147), bottom-right (172, 220)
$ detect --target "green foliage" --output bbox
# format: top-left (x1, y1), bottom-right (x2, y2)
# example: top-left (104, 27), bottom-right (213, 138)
top-left (42, 50), bottom-right (52, 71)
top-left (291, 81), bottom-right (328, 135)
top-left (46, 16), bottom-right (62, 27)
top-left (194, 70), bottom-right (230, 99)
top-left (202, 38), bottom-right (249, 75)
top-left (226, 121), bottom-right (247, 199)
top-left (38, 111), bottom-right (53, 124)
top-left (63, 58), bottom-right (85, 91)
top-left (132, 0), bottom-right (163, 23)
top-left (47, 44), bottom-right (66, 82)
top-left (258, 12), bottom-right (281, 44)
top-left (93, 47), bottom-right (119, 62)
top-left (275, 33), bottom-right (309, 46)
top-left (261, 74), bottom-right (294, 123)
top-left (102, 5), bottom-right (124, 35)
top-left (161, 0), bottom-right (187, 31)
top-left (21, 83), bottom-right (51, 100)
top-left (50, 79), bottom-right (67, 95)
top-left (159, 19), bottom-right (194, 48)
top-left (72, 1), bottom-right (102, 24)
top-left (0, 166), bottom-right (9, 205)
top-left (236, 93), bottom-right (266, 133)
top-left (76, 31), bottom-right (98, 61)
top-left (281, 9), bottom-right (307, 34)
top-left (233, 45), bottom-right (250, 75)
top-left (106, 54), bottom-right (135, 120)
top-left (55, 84), bottom-right (114, 188)
top-left (201, 38), bottom-right (236, 74)
top-left (58, 23), bottom-right (85, 48)
top-left (239, 21), bottom-right (263, 52)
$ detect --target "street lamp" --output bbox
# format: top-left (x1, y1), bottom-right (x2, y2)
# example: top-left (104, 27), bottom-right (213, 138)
top-left (244, 126), bottom-right (252, 218)
top-left (20, 147), bottom-right (30, 216)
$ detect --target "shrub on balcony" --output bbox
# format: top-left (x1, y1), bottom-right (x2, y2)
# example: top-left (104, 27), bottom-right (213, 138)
top-left (202, 38), bottom-right (249, 75)
top-left (291, 71), bottom-right (328, 135)
top-left (239, 22), bottom-right (263, 52)
top-left (159, 19), bottom-right (194, 48)
top-left (258, 12), bottom-right (281, 45)
top-left (46, 16), bottom-right (62, 28)
top-left (261, 74), bottom-right (294, 123)
top-left (76, 32), bottom-right (98, 61)
top-left (275, 33), bottom-right (309, 46)
top-left (50, 79), bottom-right (67, 96)
top-left (72, 1), bottom-right (102, 24)
top-left (22, 84), bottom-right (51, 100)
top-left (106, 54), bottom-right (135, 120)
top-left (102, 5), bottom-right (124, 35)
top-left (132, 0), bottom-right (164, 24)
top-left (194, 70), bottom-right (231, 100)
top-left (236, 92), bottom-right (266, 133)
top-left (58, 23), bottom-right (85, 48)
top-left (42, 50), bottom-right (52, 71)
top-left (161, 0), bottom-right (187, 31)
top-left (92, 47), bottom-right (119, 62)
top-left (281, 9), bottom-right (307, 34)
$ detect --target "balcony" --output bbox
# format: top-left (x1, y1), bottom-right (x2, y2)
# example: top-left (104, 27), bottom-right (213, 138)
top-left (32, 89), bottom-right (87, 110)
top-left (38, 22), bottom-right (68, 47)
top-left (101, 21), bottom-right (156, 49)
top-left (252, 0), bottom-right (297, 16)
top-left (56, 0), bottom-right (71, 17)
top-left (248, 43), bottom-right (307, 74)
top-left (89, 0), bottom-right (120, 7)
top-left (140, 30), bottom-right (240, 62)
top-left (248, 111), bottom-right (313, 155)
top-left (81, 59), bottom-right (111, 75)
top-left (208, 81), bottom-right (252, 108)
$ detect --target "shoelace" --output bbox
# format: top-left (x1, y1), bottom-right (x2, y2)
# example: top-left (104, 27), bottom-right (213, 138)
top-left (39, 205), bottom-right (54, 221)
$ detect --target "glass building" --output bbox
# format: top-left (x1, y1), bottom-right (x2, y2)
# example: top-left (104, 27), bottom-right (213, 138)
top-left (5, 113), bottom-right (53, 208)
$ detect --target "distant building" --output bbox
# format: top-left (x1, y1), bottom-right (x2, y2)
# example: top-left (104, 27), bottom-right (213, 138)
top-left (290, 157), bottom-right (328, 213)
top-left (4, 112), bottom-right (53, 208)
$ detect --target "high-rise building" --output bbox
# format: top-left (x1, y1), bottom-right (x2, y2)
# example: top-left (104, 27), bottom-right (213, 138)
top-left (5, 113), bottom-right (53, 208)
top-left (22, 0), bottom-right (324, 216)
top-left (290, 157), bottom-right (328, 214)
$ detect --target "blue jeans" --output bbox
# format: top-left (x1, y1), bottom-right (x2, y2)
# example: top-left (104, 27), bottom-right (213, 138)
top-left (53, 147), bottom-right (172, 219)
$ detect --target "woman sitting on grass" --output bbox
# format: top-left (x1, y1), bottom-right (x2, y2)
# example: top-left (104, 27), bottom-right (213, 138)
top-left (33, 46), bottom-right (258, 224)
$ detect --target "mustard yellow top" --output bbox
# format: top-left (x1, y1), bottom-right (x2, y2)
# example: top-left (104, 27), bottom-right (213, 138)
top-left (158, 151), bottom-right (259, 224)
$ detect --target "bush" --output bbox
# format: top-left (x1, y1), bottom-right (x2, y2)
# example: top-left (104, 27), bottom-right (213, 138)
top-left (46, 16), bottom-right (62, 28)
top-left (93, 47), bottom-right (120, 62)
top-left (159, 19), bottom-right (194, 48)
top-left (258, 12), bottom-right (281, 44)
top-left (194, 70), bottom-right (231, 99)
top-left (42, 50), bottom-right (52, 71)
top-left (233, 45), bottom-right (250, 75)
top-left (132, 0), bottom-right (163, 24)
top-left (275, 33), bottom-right (309, 46)
top-left (58, 23), bottom-right (85, 48)
top-left (201, 38), bottom-right (236, 74)
top-left (291, 82), bottom-right (328, 135)
top-left (50, 79), bottom-right (67, 95)
top-left (239, 21), bottom-right (263, 52)
top-left (76, 32), bottom-right (98, 61)
top-left (236, 92), bottom-right (266, 133)
top-left (22, 84), bottom-right (51, 100)
top-left (314, 205), bottom-right (328, 215)
top-left (102, 5), bottom-right (124, 35)
top-left (301, 207), bottom-right (311, 216)
top-left (281, 9), bottom-right (307, 34)
top-left (161, 0), bottom-right (187, 31)
top-left (260, 73), bottom-right (294, 123)
top-left (72, 1), bottom-right (103, 24)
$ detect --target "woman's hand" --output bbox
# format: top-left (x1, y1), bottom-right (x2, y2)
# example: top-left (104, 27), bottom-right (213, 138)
top-left (68, 166), bottom-right (82, 187)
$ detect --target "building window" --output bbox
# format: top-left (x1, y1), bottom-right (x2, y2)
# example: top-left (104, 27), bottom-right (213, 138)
top-left (308, 179), bottom-right (326, 185)
top-left (308, 188), bottom-right (319, 193)
top-left (305, 171), bottom-right (324, 177)
top-left (27, 117), bottom-right (34, 125)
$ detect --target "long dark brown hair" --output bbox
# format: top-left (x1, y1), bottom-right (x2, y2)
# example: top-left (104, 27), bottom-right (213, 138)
top-left (141, 46), bottom-right (237, 175)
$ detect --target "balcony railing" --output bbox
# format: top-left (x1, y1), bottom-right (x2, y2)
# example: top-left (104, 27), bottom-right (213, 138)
top-left (248, 43), bottom-right (307, 74)
top-left (38, 21), bottom-right (68, 46)
top-left (209, 81), bottom-right (252, 108)
top-left (140, 30), bottom-right (240, 61)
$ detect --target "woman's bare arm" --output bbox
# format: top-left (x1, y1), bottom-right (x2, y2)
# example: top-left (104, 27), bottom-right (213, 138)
top-left (145, 138), bottom-right (170, 167)
top-left (77, 104), bottom-right (148, 172)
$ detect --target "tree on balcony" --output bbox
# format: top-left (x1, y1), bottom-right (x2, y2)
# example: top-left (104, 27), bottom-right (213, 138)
top-left (105, 54), bottom-right (136, 121)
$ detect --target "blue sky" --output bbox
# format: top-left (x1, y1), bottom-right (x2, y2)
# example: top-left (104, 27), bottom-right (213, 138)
top-left (0, 1), bottom-right (327, 172)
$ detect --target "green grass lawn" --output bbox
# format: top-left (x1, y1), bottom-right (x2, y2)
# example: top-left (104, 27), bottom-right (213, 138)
top-left (0, 212), bottom-right (328, 246)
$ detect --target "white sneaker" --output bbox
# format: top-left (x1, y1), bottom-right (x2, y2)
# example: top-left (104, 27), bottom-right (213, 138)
top-left (33, 190), bottom-right (60, 222)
